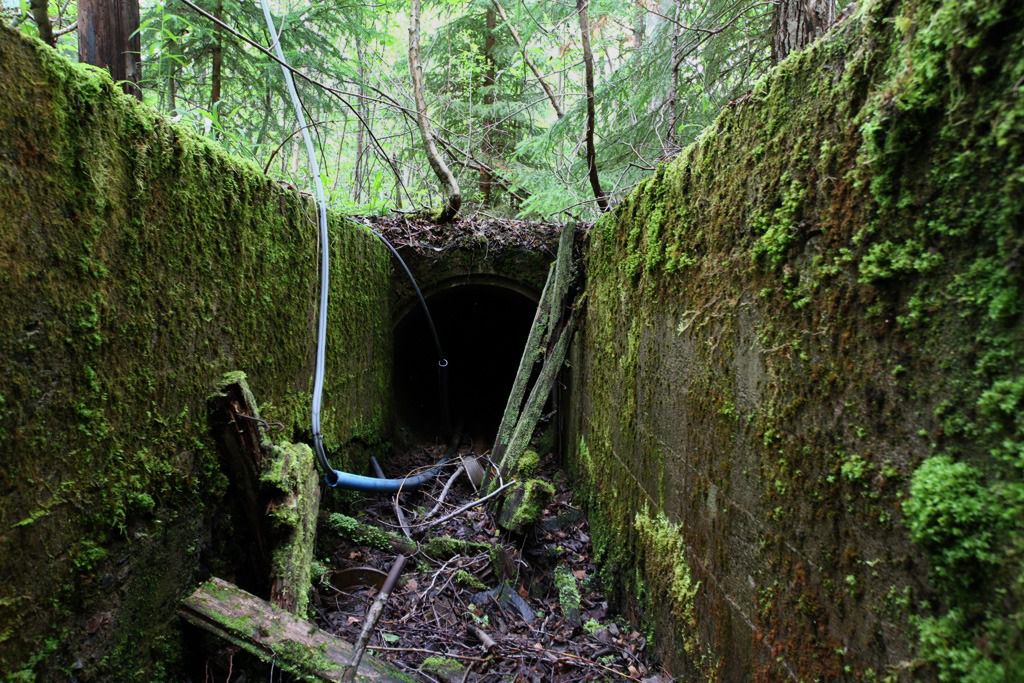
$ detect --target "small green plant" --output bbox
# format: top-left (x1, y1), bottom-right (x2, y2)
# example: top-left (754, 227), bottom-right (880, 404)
top-left (466, 604), bottom-right (489, 627)
top-left (840, 453), bottom-right (867, 482)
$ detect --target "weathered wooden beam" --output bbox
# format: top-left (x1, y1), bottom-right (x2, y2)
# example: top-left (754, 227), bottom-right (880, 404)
top-left (491, 223), bottom-right (578, 474)
top-left (264, 443), bottom-right (321, 615)
top-left (498, 315), bottom-right (575, 484)
top-left (180, 578), bottom-right (404, 682)
top-left (208, 372), bottom-right (273, 581)
top-left (492, 262), bottom-right (555, 459)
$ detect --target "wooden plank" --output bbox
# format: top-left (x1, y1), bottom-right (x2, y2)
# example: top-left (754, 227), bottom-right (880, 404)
top-left (264, 443), bottom-right (321, 615)
top-left (498, 314), bottom-right (575, 483)
top-left (180, 578), bottom-right (404, 682)
top-left (492, 262), bottom-right (555, 461)
top-left (490, 223), bottom-right (577, 477)
top-left (208, 373), bottom-right (321, 615)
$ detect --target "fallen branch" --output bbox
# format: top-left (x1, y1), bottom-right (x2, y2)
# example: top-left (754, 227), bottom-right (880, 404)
top-left (406, 480), bottom-right (517, 530)
top-left (366, 645), bottom-right (489, 663)
top-left (470, 625), bottom-right (497, 652)
top-left (343, 555), bottom-right (408, 682)
top-left (421, 464), bottom-right (465, 520)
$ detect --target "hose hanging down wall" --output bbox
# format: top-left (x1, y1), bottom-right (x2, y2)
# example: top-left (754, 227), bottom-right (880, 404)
top-left (258, 0), bottom-right (448, 491)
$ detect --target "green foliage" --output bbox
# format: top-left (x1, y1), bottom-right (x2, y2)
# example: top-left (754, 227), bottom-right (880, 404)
top-left (554, 564), bottom-right (581, 617)
top-left (3, 0), bottom-right (778, 220)
top-left (916, 609), bottom-right (1007, 683)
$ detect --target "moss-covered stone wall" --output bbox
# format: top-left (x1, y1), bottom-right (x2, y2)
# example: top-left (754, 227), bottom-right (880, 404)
top-left (0, 28), bottom-right (391, 679)
top-left (567, 0), bottom-right (1023, 679)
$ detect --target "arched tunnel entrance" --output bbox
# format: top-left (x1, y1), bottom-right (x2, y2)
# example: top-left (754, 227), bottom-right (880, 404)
top-left (393, 281), bottom-right (538, 446)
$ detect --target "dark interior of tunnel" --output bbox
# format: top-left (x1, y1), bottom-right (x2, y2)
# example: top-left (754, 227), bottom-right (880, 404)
top-left (393, 284), bottom-right (537, 446)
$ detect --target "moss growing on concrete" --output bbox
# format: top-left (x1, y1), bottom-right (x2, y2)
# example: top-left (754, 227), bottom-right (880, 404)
top-left (0, 26), bottom-right (391, 679)
top-left (567, 0), bottom-right (1024, 678)
top-left (633, 510), bottom-right (703, 663)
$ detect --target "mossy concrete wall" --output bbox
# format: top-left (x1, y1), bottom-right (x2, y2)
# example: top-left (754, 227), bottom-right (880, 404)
top-left (0, 28), bottom-right (391, 680)
top-left (566, 0), bottom-right (1023, 680)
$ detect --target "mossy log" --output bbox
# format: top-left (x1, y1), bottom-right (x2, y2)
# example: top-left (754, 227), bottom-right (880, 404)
top-left (496, 477), bottom-right (556, 534)
top-left (327, 513), bottom-right (493, 560)
top-left (180, 578), bottom-right (403, 682)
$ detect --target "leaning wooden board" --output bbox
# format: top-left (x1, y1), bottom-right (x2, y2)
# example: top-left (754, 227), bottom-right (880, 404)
top-left (180, 577), bottom-right (404, 682)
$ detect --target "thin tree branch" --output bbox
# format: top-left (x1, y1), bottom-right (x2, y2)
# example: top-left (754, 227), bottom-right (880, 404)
top-left (491, 0), bottom-right (563, 118)
top-left (409, 0), bottom-right (461, 222)
top-left (577, 0), bottom-right (608, 212)
top-left (54, 21), bottom-right (77, 38)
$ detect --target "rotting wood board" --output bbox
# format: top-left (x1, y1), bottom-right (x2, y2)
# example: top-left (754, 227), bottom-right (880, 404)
top-left (180, 577), bottom-right (404, 682)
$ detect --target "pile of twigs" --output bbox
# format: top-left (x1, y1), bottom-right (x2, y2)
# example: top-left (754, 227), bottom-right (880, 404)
top-left (311, 446), bottom-right (670, 682)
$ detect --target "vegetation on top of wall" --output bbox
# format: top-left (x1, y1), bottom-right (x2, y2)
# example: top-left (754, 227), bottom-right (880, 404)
top-left (571, 0), bottom-right (1023, 678)
top-left (0, 26), bottom-right (391, 680)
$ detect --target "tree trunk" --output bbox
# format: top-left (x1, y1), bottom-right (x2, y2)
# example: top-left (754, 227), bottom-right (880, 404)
top-left (77, 0), bottom-right (142, 99)
top-left (353, 36), bottom-right (368, 204)
top-left (167, 70), bottom-right (176, 113)
top-left (771, 0), bottom-right (836, 63)
top-left (479, 6), bottom-right (497, 205)
top-left (210, 0), bottom-right (223, 119)
top-left (666, 0), bottom-right (682, 154)
top-left (409, 0), bottom-right (461, 222)
top-left (30, 0), bottom-right (54, 47)
top-left (577, 0), bottom-right (608, 213)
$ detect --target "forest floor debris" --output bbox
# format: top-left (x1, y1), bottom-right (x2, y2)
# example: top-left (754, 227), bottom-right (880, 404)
top-left (312, 445), bottom-right (671, 682)
top-left (363, 214), bottom-right (562, 255)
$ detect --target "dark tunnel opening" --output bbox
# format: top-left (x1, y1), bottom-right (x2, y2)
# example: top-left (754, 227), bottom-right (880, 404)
top-left (393, 284), bottom-right (537, 446)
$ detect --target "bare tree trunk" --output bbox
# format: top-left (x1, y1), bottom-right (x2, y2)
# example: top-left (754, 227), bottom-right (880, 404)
top-left (78, 0), bottom-right (142, 99)
top-left (480, 6), bottom-right (497, 205)
top-left (771, 0), bottom-right (836, 63)
top-left (409, 0), bottom-right (461, 222)
top-left (210, 0), bottom-right (223, 119)
top-left (666, 0), bottom-right (682, 154)
top-left (577, 0), bottom-right (608, 212)
top-left (353, 36), bottom-right (367, 204)
top-left (168, 68), bottom-right (177, 113)
top-left (30, 0), bottom-right (54, 47)
top-left (491, 0), bottom-right (563, 119)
